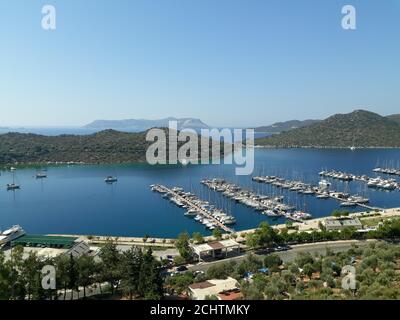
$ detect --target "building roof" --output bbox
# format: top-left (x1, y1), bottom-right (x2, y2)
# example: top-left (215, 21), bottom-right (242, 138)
top-left (191, 240), bottom-right (240, 255)
top-left (189, 277), bottom-right (239, 300)
top-left (325, 220), bottom-right (342, 226)
top-left (12, 234), bottom-right (78, 248)
top-left (208, 242), bottom-right (225, 250)
top-left (341, 218), bottom-right (362, 226)
top-left (67, 241), bottom-right (91, 257)
top-left (325, 218), bottom-right (362, 229)
top-left (218, 289), bottom-right (243, 301)
top-left (189, 281), bottom-right (215, 290)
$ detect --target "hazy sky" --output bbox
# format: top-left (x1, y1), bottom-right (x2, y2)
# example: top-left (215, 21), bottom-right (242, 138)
top-left (1, 0), bottom-right (399, 127)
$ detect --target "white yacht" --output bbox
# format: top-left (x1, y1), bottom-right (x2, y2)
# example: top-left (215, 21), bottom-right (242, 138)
top-left (319, 179), bottom-right (331, 188)
top-left (0, 225), bottom-right (25, 245)
top-left (105, 176), bottom-right (118, 183)
top-left (36, 172), bottom-right (47, 179)
top-left (184, 209), bottom-right (198, 217)
top-left (340, 201), bottom-right (357, 207)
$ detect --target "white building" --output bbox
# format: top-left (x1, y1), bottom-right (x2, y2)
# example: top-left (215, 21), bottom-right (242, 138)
top-left (188, 277), bottom-right (239, 300)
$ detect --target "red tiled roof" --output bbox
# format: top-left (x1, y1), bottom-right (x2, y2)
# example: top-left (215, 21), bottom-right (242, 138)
top-left (218, 289), bottom-right (243, 301)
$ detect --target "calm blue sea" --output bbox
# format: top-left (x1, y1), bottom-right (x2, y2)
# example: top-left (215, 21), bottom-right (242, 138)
top-left (1, 148), bottom-right (399, 238)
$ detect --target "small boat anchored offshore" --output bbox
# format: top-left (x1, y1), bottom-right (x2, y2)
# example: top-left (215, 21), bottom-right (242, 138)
top-left (7, 183), bottom-right (20, 190)
top-left (36, 172), bottom-right (47, 179)
top-left (105, 176), bottom-right (118, 183)
top-left (7, 171), bottom-right (20, 190)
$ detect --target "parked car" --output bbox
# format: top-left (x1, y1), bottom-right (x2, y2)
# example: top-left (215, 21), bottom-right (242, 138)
top-left (176, 265), bottom-right (188, 272)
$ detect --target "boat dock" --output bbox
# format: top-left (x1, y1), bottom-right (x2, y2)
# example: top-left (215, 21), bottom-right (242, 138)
top-left (319, 169), bottom-right (400, 191)
top-left (201, 178), bottom-right (312, 222)
top-left (151, 184), bottom-right (235, 233)
top-left (252, 175), bottom-right (382, 211)
top-left (373, 167), bottom-right (400, 176)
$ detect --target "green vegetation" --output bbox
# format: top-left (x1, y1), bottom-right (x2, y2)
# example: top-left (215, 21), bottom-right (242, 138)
top-left (212, 228), bottom-right (223, 240)
top-left (246, 222), bottom-right (281, 249)
top-left (0, 128), bottom-right (226, 165)
top-left (189, 242), bottom-right (400, 300)
top-left (192, 232), bottom-right (205, 244)
top-left (175, 232), bottom-right (192, 262)
top-left (0, 240), bottom-right (163, 300)
top-left (241, 242), bottom-right (400, 300)
top-left (247, 218), bottom-right (400, 248)
top-left (256, 110), bottom-right (400, 148)
top-left (331, 210), bottom-right (350, 217)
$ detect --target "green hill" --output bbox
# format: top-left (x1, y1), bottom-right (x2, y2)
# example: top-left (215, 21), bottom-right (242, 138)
top-left (0, 129), bottom-right (221, 165)
top-left (256, 110), bottom-right (400, 148)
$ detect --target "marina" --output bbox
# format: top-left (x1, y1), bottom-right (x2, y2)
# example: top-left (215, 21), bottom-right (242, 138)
top-left (151, 184), bottom-right (235, 233)
top-left (1, 149), bottom-right (400, 237)
top-left (252, 175), bottom-right (380, 210)
top-left (201, 178), bottom-right (311, 222)
top-left (319, 169), bottom-right (400, 191)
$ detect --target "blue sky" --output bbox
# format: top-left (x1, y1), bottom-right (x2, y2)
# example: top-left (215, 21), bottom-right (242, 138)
top-left (0, 0), bottom-right (399, 127)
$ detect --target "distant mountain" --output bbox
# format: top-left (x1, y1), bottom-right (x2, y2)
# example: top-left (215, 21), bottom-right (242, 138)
top-left (386, 114), bottom-right (400, 125)
top-left (256, 110), bottom-right (400, 148)
top-left (84, 117), bottom-right (209, 131)
top-left (254, 119), bottom-right (321, 133)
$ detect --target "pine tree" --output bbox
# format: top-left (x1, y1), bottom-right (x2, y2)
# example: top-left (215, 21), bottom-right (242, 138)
top-left (120, 247), bottom-right (143, 299)
top-left (138, 248), bottom-right (163, 300)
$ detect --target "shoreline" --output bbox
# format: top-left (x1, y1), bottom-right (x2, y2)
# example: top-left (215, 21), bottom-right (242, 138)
top-left (45, 207), bottom-right (400, 246)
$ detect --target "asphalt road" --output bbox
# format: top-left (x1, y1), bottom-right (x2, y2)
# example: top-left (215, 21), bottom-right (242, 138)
top-left (189, 240), bottom-right (374, 273)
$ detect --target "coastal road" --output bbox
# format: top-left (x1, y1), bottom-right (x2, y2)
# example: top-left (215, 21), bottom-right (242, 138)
top-left (188, 240), bottom-right (376, 273)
